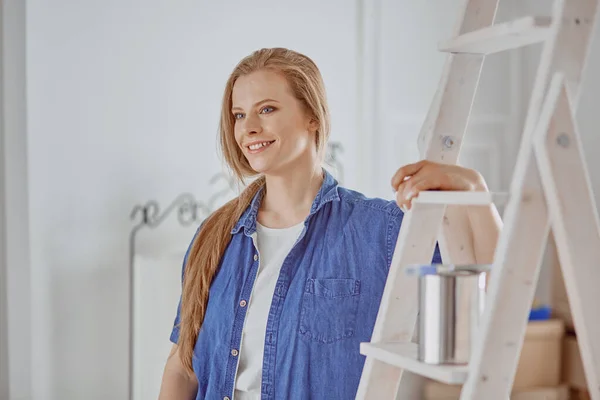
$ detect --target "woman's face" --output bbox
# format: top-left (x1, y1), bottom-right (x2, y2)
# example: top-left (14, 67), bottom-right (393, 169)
top-left (232, 69), bottom-right (318, 176)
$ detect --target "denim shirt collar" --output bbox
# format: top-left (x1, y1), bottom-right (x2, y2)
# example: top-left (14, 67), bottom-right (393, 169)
top-left (231, 168), bottom-right (340, 236)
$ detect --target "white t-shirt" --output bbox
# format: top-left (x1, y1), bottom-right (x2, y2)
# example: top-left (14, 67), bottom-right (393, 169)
top-left (233, 220), bottom-right (304, 400)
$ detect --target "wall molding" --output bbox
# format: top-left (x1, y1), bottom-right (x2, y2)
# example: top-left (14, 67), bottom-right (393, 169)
top-left (356, 0), bottom-right (381, 196)
top-left (1, 1), bottom-right (32, 398)
top-left (0, 0), bottom-right (9, 397)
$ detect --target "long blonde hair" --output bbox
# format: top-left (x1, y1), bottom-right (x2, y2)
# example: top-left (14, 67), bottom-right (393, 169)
top-left (178, 48), bottom-right (331, 374)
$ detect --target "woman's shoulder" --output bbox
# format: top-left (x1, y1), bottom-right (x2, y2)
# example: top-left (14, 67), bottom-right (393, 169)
top-left (336, 186), bottom-right (403, 220)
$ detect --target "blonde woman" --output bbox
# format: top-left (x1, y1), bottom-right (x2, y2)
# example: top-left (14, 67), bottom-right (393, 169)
top-left (158, 48), bottom-right (501, 400)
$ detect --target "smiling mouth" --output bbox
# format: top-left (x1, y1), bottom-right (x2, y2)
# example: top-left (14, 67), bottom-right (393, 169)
top-left (247, 140), bottom-right (275, 152)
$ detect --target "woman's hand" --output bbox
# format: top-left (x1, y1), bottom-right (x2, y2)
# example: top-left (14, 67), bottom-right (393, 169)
top-left (391, 160), bottom-right (488, 211)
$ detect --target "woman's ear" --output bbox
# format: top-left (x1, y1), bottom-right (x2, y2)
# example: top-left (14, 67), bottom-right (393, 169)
top-left (308, 118), bottom-right (319, 133)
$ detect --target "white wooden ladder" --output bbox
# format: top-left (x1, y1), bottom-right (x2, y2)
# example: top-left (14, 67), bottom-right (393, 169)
top-left (356, 0), bottom-right (600, 399)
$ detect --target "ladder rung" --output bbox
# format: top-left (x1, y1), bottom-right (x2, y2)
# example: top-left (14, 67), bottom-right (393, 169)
top-left (412, 191), bottom-right (508, 206)
top-left (439, 16), bottom-right (552, 55)
top-left (360, 342), bottom-right (468, 385)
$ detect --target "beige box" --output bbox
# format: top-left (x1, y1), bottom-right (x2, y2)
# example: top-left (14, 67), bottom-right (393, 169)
top-left (550, 236), bottom-right (575, 333)
top-left (423, 382), bottom-right (569, 400)
top-left (514, 319), bottom-right (565, 389)
top-left (423, 319), bottom-right (565, 399)
top-left (563, 334), bottom-right (588, 391)
top-left (570, 388), bottom-right (592, 400)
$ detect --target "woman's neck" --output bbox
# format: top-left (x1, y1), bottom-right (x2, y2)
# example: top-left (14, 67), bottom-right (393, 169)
top-left (257, 165), bottom-right (324, 229)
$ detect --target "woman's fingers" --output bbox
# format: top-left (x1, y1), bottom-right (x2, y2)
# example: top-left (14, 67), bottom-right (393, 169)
top-left (392, 160), bottom-right (487, 212)
top-left (396, 177), bottom-right (423, 211)
top-left (391, 160), bottom-right (426, 191)
top-left (396, 175), bottom-right (443, 211)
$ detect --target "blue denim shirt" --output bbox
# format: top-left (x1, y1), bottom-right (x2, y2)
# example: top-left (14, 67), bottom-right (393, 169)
top-left (170, 170), bottom-right (442, 400)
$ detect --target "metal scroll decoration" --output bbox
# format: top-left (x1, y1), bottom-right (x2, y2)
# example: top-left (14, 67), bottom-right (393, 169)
top-left (126, 141), bottom-right (343, 400)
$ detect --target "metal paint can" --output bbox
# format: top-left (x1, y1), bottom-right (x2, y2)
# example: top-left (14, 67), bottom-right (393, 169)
top-left (407, 264), bottom-right (489, 365)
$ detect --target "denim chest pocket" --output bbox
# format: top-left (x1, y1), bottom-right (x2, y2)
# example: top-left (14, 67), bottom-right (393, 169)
top-left (299, 278), bottom-right (361, 344)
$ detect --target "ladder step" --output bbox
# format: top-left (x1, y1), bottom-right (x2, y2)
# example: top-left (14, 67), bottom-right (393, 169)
top-left (439, 16), bottom-right (552, 55)
top-left (412, 191), bottom-right (508, 206)
top-left (360, 342), bottom-right (468, 385)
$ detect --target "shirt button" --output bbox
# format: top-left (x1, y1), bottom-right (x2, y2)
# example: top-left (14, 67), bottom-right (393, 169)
top-left (231, 349), bottom-right (239, 357)
top-left (254, 254), bottom-right (258, 261)
top-left (224, 397), bottom-right (230, 400)
top-left (239, 299), bottom-right (247, 307)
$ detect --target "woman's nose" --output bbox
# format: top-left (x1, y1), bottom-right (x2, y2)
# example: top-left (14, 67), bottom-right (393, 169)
top-left (243, 114), bottom-right (262, 135)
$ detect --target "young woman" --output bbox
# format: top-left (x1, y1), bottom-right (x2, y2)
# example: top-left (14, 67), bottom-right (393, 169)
top-left (158, 47), bottom-right (501, 400)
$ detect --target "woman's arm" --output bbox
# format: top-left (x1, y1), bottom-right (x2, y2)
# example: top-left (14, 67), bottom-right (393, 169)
top-left (467, 178), bottom-right (503, 264)
top-left (391, 160), bottom-right (503, 265)
top-left (158, 344), bottom-right (198, 400)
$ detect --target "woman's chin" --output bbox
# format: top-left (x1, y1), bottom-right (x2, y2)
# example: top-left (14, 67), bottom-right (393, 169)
top-left (248, 160), bottom-right (272, 175)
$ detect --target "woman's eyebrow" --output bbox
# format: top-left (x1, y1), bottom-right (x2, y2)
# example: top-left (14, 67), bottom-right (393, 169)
top-left (232, 98), bottom-right (280, 111)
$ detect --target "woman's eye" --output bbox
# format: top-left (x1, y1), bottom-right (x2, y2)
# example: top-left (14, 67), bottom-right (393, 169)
top-left (234, 113), bottom-right (244, 120)
top-left (260, 106), bottom-right (274, 114)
